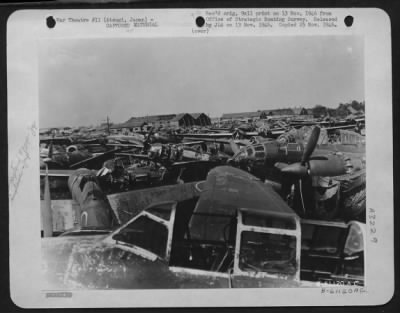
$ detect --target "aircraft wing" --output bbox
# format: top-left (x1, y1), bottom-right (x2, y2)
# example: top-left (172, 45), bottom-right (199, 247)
top-left (115, 152), bottom-right (150, 160)
top-left (69, 148), bottom-right (122, 169)
top-left (40, 169), bottom-right (75, 177)
top-left (180, 141), bottom-right (205, 146)
top-left (180, 133), bottom-right (234, 139)
top-left (241, 131), bottom-right (258, 136)
top-left (40, 136), bottom-right (73, 145)
top-left (171, 160), bottom-right (217, 167)
top-left (106, 143), bottom-right (144, 148)
top-left (321, 125), bottom-right (359, 131)
top-left (182, 137), bottom-right (249, 145)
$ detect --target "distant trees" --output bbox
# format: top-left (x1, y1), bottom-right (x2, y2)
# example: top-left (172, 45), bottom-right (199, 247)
top-left (310, 100), bottom-right (364, 118)
top-left (327, 108), bottom-right (337, 117)
top-left (350, 100), bottom-right (365, 111)
top-left (336, 103), bottom-right (349, 117)
top-left (312, 105), bottom-right (328, 118)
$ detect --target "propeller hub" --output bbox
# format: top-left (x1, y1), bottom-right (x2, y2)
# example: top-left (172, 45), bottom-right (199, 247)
top-left (280, 163), bottom-right (308, 176)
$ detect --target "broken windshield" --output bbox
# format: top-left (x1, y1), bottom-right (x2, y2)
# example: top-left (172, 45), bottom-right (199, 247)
top-left (239, 232), bottom-right (297, 276)
top-left (113, 215), bottom-right (168, 259)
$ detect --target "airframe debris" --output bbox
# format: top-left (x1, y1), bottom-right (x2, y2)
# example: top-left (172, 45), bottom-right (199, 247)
top-left (40, 102), bottom-right (366, 289)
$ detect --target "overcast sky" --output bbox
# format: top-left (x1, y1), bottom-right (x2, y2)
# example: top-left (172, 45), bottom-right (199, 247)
top-left (39, 36), bottom-right (364, 128)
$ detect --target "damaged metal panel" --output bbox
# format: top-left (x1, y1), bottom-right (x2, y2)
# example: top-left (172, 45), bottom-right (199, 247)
top-left (233, 209), bottom-right (301, 282)
top-left (107, 182), bottom-right (201, 224)
top-left (68, 169), bottom-right (114, 228)
top-left (42, 235), bottom-right (231, 290)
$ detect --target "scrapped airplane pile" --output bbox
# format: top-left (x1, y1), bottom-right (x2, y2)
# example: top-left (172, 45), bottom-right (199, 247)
top-left (40, 116), bottom-right (366, 289)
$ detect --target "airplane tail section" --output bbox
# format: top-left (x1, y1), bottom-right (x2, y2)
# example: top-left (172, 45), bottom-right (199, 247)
top-left (42, 165), bottom-right (53, 237)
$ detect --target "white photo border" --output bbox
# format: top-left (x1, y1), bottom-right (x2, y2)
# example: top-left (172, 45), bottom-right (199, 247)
top-left (7, 8), bottom-right (393, 308)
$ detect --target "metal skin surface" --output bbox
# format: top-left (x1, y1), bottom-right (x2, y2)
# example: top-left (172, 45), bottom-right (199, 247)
top-left (191, 166), bottom-right (296, 217)
top-left (42, 149), bottom-right (92, 169)
top-left (230, 141), bottom-right (304, 166)
top-left (41, 234), bottom-right (309, 289)
top-left (42, 166), bottom-right (361, 289)
top-left (41, 235), bottom-right (230, 289)
top-left (229, 127), bottom-right (365, 178)
top-left (41, 167), bottom-right (310, 289)
top-left (280, 152), bottom-right (364, 178)
top-left (68, 169), bottom-right (114, 228)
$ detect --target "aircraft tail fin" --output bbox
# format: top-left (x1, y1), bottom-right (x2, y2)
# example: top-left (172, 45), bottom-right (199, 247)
top-left (42, 165), bottom-right (53, 237)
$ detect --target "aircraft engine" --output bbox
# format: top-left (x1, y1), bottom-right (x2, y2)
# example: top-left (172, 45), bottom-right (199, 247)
top-left (66, 145), bottom-right (78, 153)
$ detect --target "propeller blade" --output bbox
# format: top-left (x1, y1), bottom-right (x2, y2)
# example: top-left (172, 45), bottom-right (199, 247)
top-left (229, 139), bottom-right (241, 155)
top-left (301, 126), bottom-right (320, 165)
top-left (279, 162), bottom-right (308, 176)
top-left (274, 162), bottom-right (289, 170)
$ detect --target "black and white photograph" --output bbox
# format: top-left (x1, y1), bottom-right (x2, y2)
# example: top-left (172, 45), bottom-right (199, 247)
top-left (38, 34), bottom-right (367, 290)
top-left (7, 8), bottom-right (393, 307)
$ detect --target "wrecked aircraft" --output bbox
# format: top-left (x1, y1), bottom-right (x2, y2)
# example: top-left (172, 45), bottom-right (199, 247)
top-left (68, 168), bottom-right (117, 229)
top-left (227, 127), bottom-right (366, 221)
top-left (42, 166), bottom-right (365, 289)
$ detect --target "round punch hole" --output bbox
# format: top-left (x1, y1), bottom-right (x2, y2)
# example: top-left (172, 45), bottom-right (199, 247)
top-left (195, 16), bottom-right (205, 27)
top-left (46, 16), bottom-right (56, 29)
top-left (344, 15), bottom-right (354, 27)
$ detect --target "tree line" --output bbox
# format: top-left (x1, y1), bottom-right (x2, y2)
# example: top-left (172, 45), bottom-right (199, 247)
top-left (311, 100), bottom-right (365, 118)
